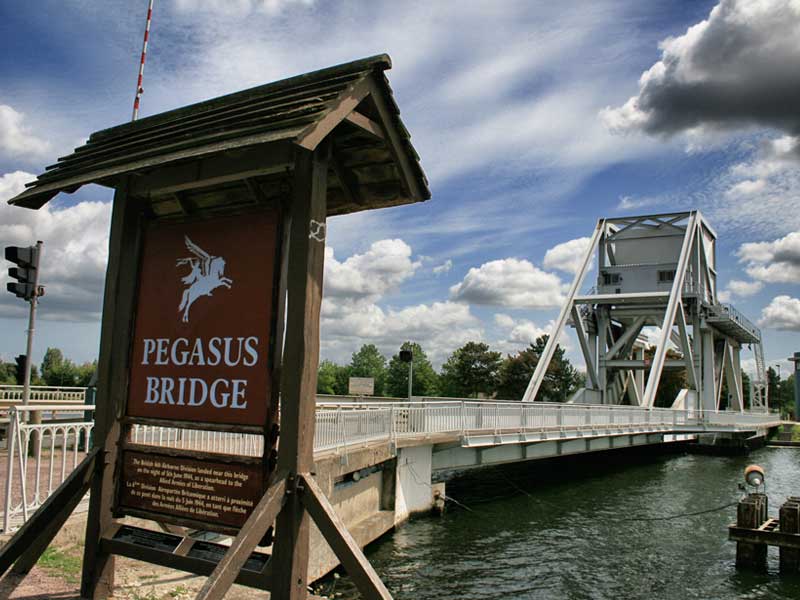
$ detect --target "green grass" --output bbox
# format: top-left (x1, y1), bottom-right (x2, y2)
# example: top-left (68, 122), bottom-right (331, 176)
top-left (37, 546), bottom-right (82, 584)
top-left (791, 424), bottom-right (800, 442)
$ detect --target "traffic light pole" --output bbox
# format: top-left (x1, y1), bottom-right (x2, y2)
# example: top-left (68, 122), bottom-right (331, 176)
top-left (22, 241), bottom-right (43, 424)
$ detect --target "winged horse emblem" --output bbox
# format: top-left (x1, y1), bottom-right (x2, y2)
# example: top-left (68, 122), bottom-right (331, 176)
top-left (176, 236), bottom-right (233, 323)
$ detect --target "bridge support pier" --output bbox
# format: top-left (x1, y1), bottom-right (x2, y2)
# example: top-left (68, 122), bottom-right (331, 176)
top-left (736, 494), bottom-right (768, 571)
top-left (779, 499), bottom-right (800, 574)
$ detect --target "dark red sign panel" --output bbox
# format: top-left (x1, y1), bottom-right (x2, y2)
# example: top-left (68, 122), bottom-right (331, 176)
top-left (119, 450), bottom-right (264, 530)
top-left (127, 211), bottom-right (278, 426)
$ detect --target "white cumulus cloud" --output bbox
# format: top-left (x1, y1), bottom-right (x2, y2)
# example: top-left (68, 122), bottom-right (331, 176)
top-left (543, 237), bottom-right (591, 274)
top-left (324, 239), bottom-right (420, 301)
top-left (449, 258), bottom-right (565, 309)
top-left (759, 295), bottom-right (800, 331)
top-left (320, 240), bottom-right (481, 366)
top-left (738, 230), bottom-right (800, 283)
top-left (601, 0), bottom-right (800, 140)
top-left (0, 171), bottom-right (111, 321)
top-left (0, 105), bottom-right (50, 160)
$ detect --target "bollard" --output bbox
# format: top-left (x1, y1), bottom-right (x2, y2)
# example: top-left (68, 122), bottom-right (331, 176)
top-left (779, 499), bottom-right (800, 574)
top-left (736, 493), bottom-right (768, 571)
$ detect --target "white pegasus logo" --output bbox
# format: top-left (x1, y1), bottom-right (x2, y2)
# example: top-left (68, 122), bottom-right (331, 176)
top-left (176, 236), bottom-right (233, 323)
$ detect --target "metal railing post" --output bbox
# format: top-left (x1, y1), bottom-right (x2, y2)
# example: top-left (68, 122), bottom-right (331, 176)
top-left (15, 411), bottom-right (29, 523)
top-left (3, 408), bottom-right (17, 532)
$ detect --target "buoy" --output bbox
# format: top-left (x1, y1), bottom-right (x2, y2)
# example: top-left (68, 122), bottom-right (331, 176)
top-left (744, 464), bottom-right (765, 488)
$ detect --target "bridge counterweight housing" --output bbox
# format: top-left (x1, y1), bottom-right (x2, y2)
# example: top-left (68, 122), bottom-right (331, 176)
top-left (524, 211), bottom-right (768, 412)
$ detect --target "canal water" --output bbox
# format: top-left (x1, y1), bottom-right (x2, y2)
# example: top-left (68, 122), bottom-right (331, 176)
top-left (327, 446), bottom-right (800, 600)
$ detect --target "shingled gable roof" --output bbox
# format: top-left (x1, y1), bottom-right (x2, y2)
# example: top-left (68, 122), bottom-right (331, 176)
top-left (8, 54), bottom-right (430, 216)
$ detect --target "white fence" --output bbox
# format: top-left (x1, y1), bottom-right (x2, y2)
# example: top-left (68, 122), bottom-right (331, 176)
top-left (0, 385), bottom-right (87, 407)
top-left (3, 405), bottom-right (94, 532)
top-left (1, 399), bottom-right (781, 532)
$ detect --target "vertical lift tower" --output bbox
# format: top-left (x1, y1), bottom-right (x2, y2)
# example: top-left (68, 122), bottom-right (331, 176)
top-left (523, 212), bottom-right (768, 412)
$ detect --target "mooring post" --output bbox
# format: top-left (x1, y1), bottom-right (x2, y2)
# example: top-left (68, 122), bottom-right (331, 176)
top-left (736, 493), bottom-right (768, 571)
top-left (779, 498), bottom-right (800, 574)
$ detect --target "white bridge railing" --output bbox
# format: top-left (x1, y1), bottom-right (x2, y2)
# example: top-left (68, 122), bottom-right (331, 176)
top-left (3, 405), bottom-right (94, 533)
top-left (1, 399), bottom-right (780, 532)
top-left (312, 400), bottom-right (781, 452)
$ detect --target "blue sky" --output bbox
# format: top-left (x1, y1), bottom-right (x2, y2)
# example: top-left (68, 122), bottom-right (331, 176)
top-left (0, 0), bottom-right (798, 379)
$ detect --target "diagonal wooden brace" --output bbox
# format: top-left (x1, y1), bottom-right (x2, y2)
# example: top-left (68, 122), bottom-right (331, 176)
top-left (300, 473), bottom-right (393, 600)
top-left (0, 447), bottom-right (100, 578)
top-left (195, 472), bottom-right (288, 600)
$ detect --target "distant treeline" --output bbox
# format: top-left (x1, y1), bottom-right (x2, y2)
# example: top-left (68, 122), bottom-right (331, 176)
top-left (0, 347), bottom-right (96, 387)
top-left (318, 336), bottom-right (585, 402)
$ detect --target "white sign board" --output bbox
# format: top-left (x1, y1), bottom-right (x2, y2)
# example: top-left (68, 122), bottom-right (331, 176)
top-left (348, 377), bottom-right (375, 396)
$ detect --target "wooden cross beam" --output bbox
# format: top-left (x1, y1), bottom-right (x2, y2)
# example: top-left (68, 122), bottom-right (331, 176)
top-left (0, 448), bottom-right (99, 578)
top-left (196, 473), bottom-right (288, 600)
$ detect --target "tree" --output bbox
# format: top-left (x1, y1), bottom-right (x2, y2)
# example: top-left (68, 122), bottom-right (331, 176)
top-left (41, 347), bottom-right (82, 387)
top-left (317, 360), bottom-right (351, 396)
top-left (348, 344), bottom-right (387, 396)
top-left (0, 359), bottom-right (17, 384)
top-left (385, 342), bottom-right (439, 398)
top-left (75, 361), bottom-right (97, 386)
top-left (41, 347), bottom-right (64, 382)
top-left (440, 342), bottom-right (502, 398)
top-left (495, 347), bottom-right (538, 400)
top-left (767, 366), bottom-right (780, 411)
top-left (780, 374), bottom-right (796, 419)
top-left (495, 335), bottom-right (581, 401)
top-left (317, 360), bottom-right (340, 395)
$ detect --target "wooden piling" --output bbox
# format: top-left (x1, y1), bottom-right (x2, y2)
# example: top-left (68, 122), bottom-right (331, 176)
top-left (736, 493), bottom-right (768, 571)
top-left (779, 499), bottom-right (800, 574)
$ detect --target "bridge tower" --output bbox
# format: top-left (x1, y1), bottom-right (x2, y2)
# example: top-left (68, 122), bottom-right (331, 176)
top-left (523, 211), bottom-right (768, 412)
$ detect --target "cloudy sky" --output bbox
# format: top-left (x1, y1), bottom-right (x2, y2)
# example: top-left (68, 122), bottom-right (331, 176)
top-left (0, 0), bottom-right (798, 377)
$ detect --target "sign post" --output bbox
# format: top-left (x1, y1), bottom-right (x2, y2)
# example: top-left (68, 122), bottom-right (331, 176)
top-left (0, 55), bottom-right (430, 600)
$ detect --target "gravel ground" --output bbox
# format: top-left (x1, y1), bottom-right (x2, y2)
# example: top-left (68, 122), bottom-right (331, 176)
top-left (0, 511), bottom-right (282, 599)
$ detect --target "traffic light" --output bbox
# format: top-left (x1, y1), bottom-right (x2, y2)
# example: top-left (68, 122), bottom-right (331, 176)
top-left (14, 355), bottom-right (26, 385)
top-left (5, 245), bottom-right (40, 301)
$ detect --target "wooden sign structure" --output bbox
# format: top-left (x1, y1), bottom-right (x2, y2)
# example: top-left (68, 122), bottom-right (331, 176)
top-left (0, 54), bottom-right (429, 600)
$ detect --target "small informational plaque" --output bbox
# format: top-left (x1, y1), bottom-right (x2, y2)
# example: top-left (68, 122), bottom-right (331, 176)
top-left (188, 541), bottom-right (269, 573)
top-left (126, 211), bottom-right (279, 426)
top-left (112, 525), bottom-right (182, 552)
top-left (119, 451), bottom-right (264, 529)
top-left (348, 377), bottom-right (374, 396)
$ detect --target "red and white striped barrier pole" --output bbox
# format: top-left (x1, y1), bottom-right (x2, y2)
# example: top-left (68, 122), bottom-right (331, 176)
top-left (131, 0), bottom-right (155, 121)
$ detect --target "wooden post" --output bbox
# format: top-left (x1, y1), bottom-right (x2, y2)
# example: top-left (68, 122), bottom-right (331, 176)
top-left (736, 493), bottom-right (768, 571)
top-left (81, 181), bottom-right (144, 599)
top-left (271, 144), bottom-right (329, 600)
top-left (780, 500), bottom-right (800, 574)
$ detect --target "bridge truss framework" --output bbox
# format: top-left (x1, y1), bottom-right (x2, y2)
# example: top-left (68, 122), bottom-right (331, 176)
top-left (523, 211), bottom-right (768, 412)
